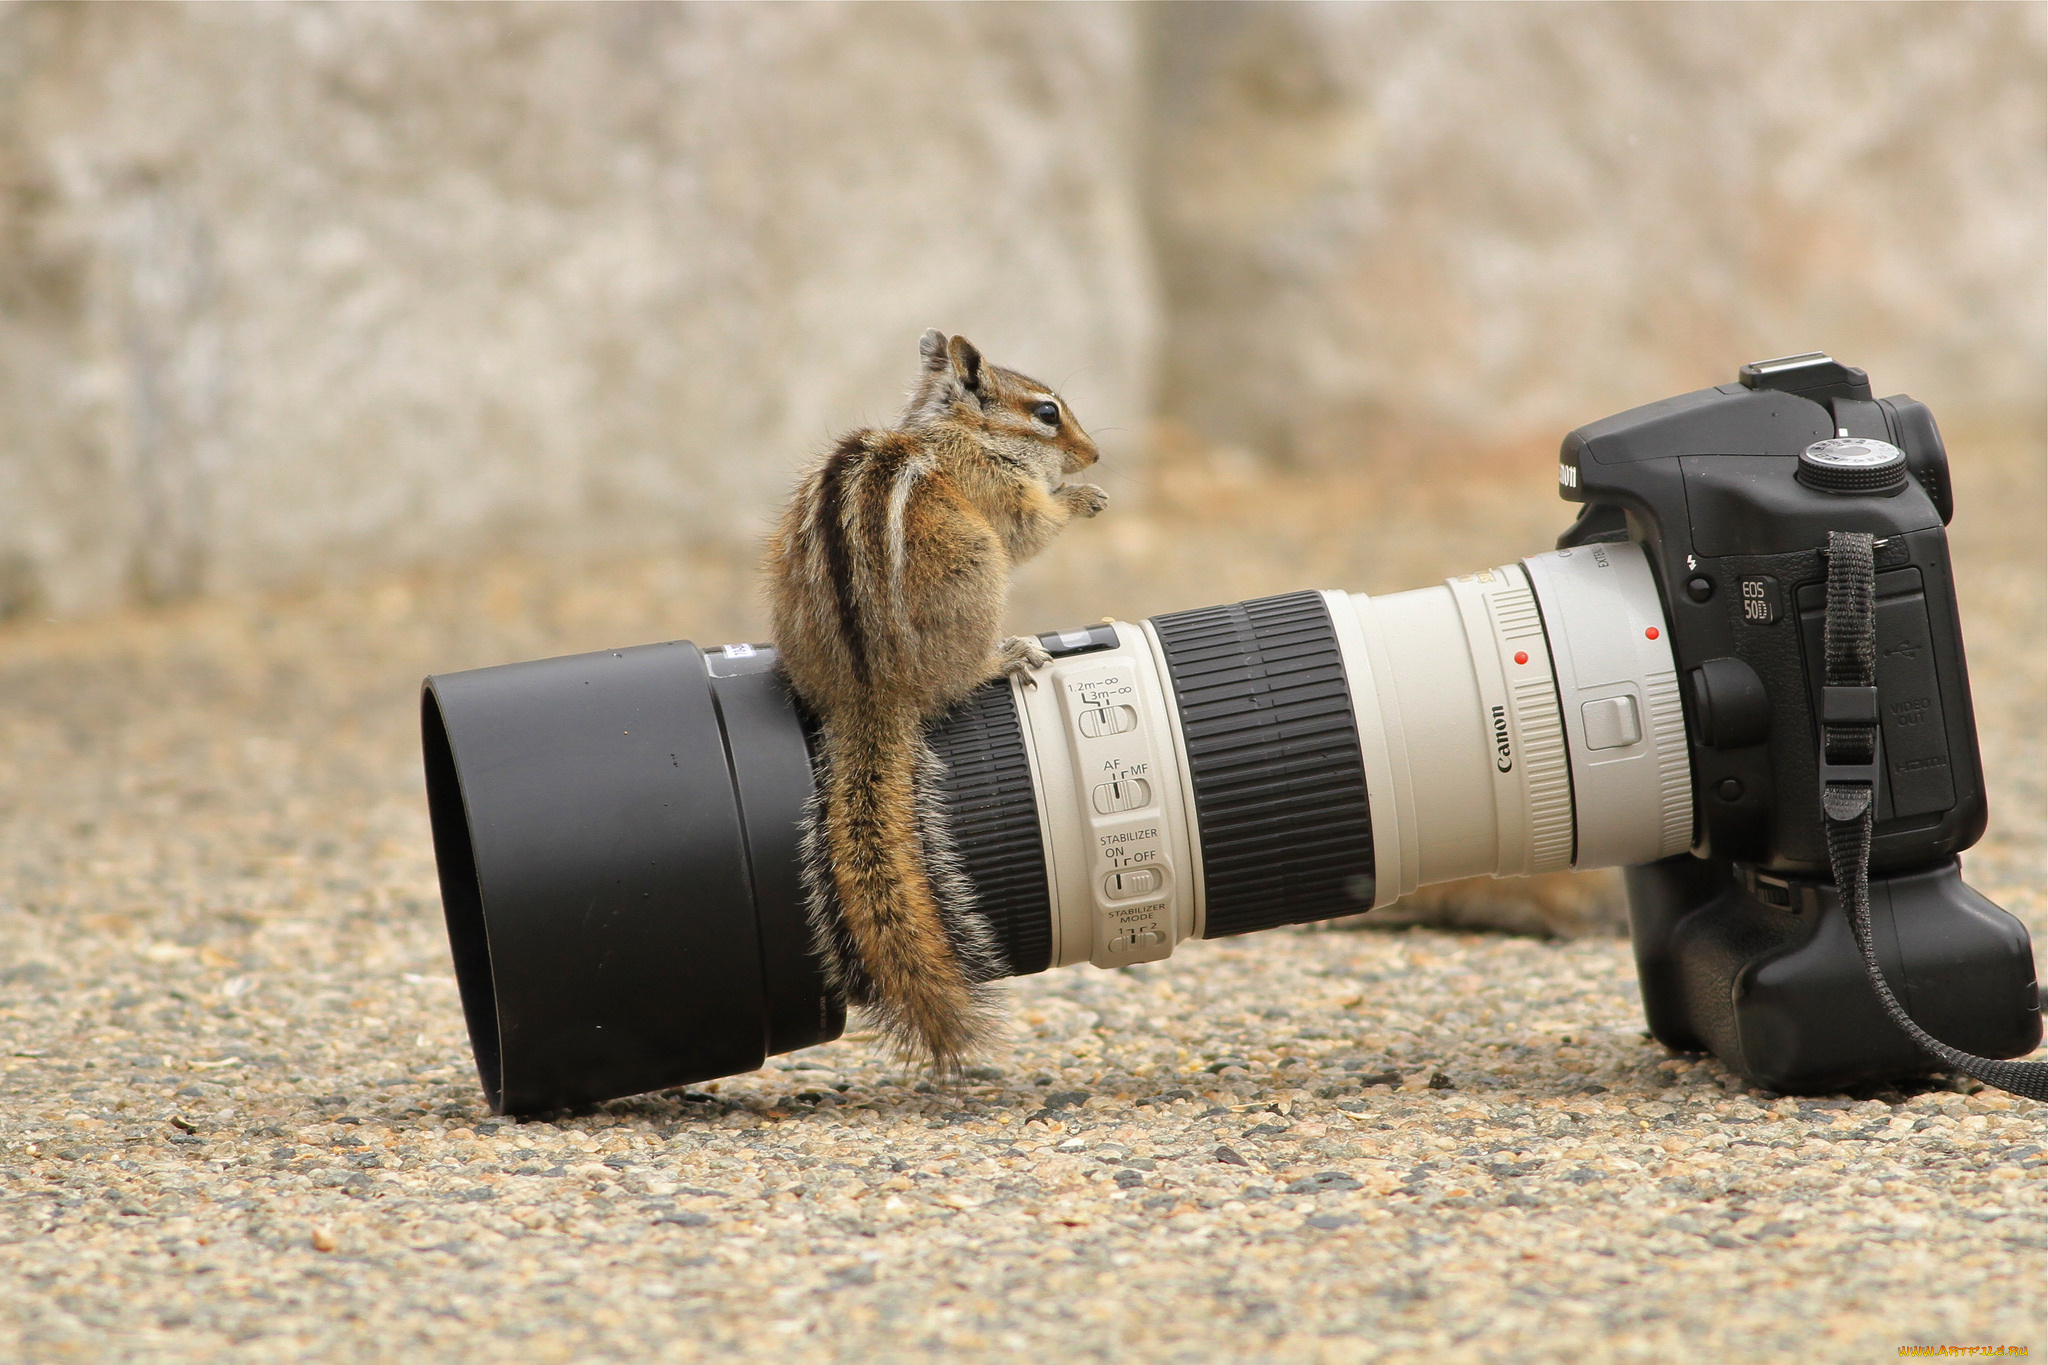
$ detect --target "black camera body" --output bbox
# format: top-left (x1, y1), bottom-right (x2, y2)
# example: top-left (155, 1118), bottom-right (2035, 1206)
top-left (1559, 353), bottom-right (2040, 1091)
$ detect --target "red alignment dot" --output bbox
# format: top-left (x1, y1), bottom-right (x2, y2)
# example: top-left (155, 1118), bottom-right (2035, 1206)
top-left (1645, 627), bottom-right (1660, 640)
top-left (1513, 651), bottom-right (1529, 665)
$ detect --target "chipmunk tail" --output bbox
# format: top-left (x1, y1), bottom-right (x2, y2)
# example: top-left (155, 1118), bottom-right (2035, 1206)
top-left (799, 707), bottom-right (1003, 1071)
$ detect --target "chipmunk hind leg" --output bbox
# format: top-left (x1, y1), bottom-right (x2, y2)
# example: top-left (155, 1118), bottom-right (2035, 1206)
top-left (811, 712), bottom-right (999, 1071)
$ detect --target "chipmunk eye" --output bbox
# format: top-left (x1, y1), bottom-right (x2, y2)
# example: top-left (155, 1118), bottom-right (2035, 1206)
top-left (1032, 401), bottom-right (1061, 428)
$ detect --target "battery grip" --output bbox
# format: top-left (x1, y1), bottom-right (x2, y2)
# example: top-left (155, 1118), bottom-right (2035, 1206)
top-left (1624, 855), bottom-right (2042, 1093)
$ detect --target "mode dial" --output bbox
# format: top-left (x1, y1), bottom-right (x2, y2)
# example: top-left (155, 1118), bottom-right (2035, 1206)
top-left (1797, 436), bottom-right (1908, 495)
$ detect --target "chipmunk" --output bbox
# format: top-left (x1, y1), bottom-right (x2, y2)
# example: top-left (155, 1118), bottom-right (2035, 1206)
top-left (764, 330), bottom-right (1106, 1070)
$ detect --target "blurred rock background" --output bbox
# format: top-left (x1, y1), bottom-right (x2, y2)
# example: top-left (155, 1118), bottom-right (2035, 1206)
top-left (1149, 3), bottom-right (2046, 468)
top-left (0, 1), bottom-right (2039, 619)
top-left (0, 2), bottom-right (1156, 614)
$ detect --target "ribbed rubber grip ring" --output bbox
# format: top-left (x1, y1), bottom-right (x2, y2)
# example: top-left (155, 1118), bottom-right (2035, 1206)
top-left (926, 679), bottom-right (1052, 977)
top-left (1151, 591), bottom-right (1376, 937)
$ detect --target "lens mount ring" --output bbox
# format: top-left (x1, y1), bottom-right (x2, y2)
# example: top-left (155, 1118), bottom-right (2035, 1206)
top-left (1522, 543), bottom-right (1694, 867)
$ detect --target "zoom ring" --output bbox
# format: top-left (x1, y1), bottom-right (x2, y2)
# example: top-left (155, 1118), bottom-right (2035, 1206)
top-left (1152, 591), bottom-right (1376, 937)
top-left (926, 679), bottom-right (1053, 977)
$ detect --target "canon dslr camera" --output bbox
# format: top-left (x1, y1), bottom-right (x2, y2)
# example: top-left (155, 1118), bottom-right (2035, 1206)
top-left (422, 353), bottom-right (2040, 1114)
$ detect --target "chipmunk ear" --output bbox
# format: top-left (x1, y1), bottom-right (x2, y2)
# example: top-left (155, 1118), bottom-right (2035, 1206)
top-left (904, 329), bottom-right (983, 423)
top-left (945, 335), bottom-right (984, 400)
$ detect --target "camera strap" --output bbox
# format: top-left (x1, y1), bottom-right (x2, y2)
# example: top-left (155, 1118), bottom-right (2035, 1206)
top-left (1822, 530), bottom-right (2047, 1101)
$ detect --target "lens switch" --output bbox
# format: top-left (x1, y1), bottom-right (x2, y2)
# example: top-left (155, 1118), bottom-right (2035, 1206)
top-left (1581, 695), bottom-right (1642, 750)
top-left (1091, 778), bottom-right (1153, 814)
top-left (1079, 705), bottom-right (1137, 738)
top-left (1105, 868), bottom-right (1162, 899)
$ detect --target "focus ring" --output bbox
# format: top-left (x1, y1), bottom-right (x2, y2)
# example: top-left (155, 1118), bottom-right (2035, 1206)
top-left (1152, 591), bottom-right (1376, 937)
top-left (926, 679), bottom-right (1052, 977)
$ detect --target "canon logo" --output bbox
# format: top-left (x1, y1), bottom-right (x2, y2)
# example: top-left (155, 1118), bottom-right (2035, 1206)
top-left (1491, 704), bottom-right (1513, 772)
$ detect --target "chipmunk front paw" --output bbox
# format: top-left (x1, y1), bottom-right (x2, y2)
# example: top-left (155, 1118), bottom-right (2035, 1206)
top-left (997, 634), bottom-right (1053, 678)
top-left (1062, 483), bottom-right (1109, 518)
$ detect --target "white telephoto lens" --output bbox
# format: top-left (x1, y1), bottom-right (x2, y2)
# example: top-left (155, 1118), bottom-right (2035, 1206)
top-left (991, 541), bottom-right (1693, 974)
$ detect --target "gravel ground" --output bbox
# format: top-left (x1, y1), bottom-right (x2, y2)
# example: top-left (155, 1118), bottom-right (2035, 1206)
top-left (1, 433), bottom-right (2041, 1362)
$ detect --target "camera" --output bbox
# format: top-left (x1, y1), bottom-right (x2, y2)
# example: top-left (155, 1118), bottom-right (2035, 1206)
top-left (422, 353), bottom-right (2040, 1114)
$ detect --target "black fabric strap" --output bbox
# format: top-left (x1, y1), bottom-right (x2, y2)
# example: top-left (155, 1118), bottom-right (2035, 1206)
top-left (1822, 531), bottom-right (2048, 1101)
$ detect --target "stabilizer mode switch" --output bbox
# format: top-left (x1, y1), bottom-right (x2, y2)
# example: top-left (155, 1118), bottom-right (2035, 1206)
top-left (1096, 900), bottom-right (1171, 966)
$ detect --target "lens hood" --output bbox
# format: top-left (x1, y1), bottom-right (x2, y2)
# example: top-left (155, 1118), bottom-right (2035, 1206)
top-left (422, 641), bottom-right (840, 1115)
